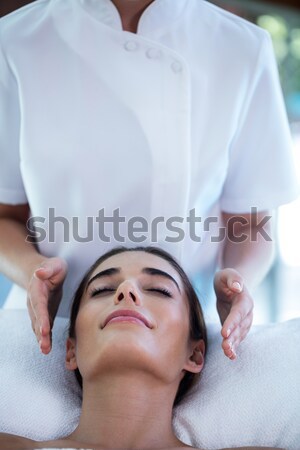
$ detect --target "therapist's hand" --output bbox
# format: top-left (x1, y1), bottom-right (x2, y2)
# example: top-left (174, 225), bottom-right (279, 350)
top-left (214, 268), bottom-right (254, 360)
top-left (27, 257), bottom-right (68, 355)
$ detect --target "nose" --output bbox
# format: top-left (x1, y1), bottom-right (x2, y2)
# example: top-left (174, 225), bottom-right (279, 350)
top-left (114, 280), bottom-right (141, 305)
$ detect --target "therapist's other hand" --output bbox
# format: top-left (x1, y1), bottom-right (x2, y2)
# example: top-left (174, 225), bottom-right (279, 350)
top-left (214, 268), bottom-right (254, 360)
top-left (27, 257), bottom-right (68, 354)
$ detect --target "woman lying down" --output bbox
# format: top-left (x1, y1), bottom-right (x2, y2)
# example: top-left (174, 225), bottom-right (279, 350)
top-left (1, 247), bottom-right (283, 450)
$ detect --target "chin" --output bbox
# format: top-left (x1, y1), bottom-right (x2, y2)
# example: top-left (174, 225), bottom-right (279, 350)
top-left (87, 334), bottom-right (161, 374)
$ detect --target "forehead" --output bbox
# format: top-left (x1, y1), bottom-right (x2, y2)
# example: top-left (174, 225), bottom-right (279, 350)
top-left (90, 251), bottom-right (183, 286)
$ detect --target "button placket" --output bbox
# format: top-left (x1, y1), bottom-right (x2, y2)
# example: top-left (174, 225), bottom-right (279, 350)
top-left (171, 60), bottom-right (183, 73)
top-left (124, 41), bottom-right (139, 52)
top-left (146, 48), bottom-right (162, 60)
top-left (152, 53), bottom-right (190, 251)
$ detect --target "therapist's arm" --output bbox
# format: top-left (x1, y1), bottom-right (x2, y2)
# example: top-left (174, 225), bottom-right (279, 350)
top-left (0, 204), bottom-right (67, 354)
top-left (0, 204), bottom-right (44, 286)
top-left (214, 209), bottom-right (275, 359)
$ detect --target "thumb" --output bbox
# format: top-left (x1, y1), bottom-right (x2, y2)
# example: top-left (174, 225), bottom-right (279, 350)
top-left (34, 265), bottom-right (54, 280)
top-left (34, 258), bottom-right (68, 282)
top-left (227, 276), bottom-right (243, 293)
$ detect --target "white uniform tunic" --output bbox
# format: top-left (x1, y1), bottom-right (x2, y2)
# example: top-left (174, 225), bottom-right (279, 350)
top-left (0, 0), bottom-right (299, 316)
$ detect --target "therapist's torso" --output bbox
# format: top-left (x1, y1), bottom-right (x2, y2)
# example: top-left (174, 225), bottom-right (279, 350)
top-left (0, 0), bottom-right (298, 316)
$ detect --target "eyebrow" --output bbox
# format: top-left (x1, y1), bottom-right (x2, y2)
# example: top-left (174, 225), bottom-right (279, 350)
top-left (86, 267), bottom-right (120, 291)
top-left (85, 266), bottom-right (181, 293)
top-left (142, 267), bottom-right (181, 293)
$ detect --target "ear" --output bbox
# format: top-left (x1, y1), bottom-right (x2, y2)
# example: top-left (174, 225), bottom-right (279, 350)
top-left (183, 339), bottom-right (205, 374)
top-left (65, 337), bottom-right (78, 371)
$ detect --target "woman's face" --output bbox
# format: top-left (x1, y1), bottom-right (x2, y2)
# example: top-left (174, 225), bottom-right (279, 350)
top-left (67, 251), bottom-right (203, 385)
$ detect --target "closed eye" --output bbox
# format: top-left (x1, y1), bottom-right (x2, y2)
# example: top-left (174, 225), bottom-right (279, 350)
top-left (90, 287), bottom-right (172, 298)
top-left (90, 287), bottom-right (115, 298)
top-left (146, 288), bottom-right (172, 298)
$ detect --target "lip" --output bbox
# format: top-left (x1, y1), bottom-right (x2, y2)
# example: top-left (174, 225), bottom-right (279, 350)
top-left (102, 309), bottom-right (153, 329)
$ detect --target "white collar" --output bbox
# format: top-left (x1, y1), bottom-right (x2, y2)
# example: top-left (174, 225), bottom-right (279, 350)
top-left (79, 0), bottom-right (189, 34)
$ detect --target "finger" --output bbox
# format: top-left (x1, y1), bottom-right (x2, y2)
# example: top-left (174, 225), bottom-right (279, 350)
top-left (36, 319), bottom-right (51, 354)
top-left (223, 340), bottom-right (237, 360)
top-left (222, 312), bottom-right (253, 357)
top-left (33, 300), bottom-right (51, 336)
top-left (28, 304), bottom-right (52, 354)
top-left (39, 332), bottom-right (52, 354)
top-left (30, 283), bottom-right (51, 333)
top-left (232, 312), bottom-right (253, 347)
top-left (27, 296), bottom-right (51, 353)
top-left (27, 296), bottom-right (39, 338)
top-left (27, 294), bottom-right (44, 341)
top-left (216, 268), bottom-right (242, 287)
top-left (29, 281), bottom-right (52, 351)
top-left (222, 336), bottom-right (237, 358)
top-left (34, 266), bottom-right (54, 281)
top-left (221, 326), bottom-right (232, 339)
top-left (221, 298), bottom-right (253, 338)
top-left (226, 275), bottom-right (243, 293)
top-left (35, 258), bottom-right (68, 286)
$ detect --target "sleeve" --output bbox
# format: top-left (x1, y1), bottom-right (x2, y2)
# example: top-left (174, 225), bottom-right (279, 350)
top-left (0, 25), bottom-right (27, 205)
top-left (220, 31), bottom-right (300, 213)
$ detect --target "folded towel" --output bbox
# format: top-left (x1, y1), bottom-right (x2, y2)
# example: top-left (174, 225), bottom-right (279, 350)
top-left (0, 310), bottom-right (299, 449)
top-left (173, 319), bottom-right (300, 449)
top-left (0, 310), bottom-right (81, 439)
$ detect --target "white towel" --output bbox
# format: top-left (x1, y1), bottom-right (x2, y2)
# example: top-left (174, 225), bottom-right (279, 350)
top-left (0, 310), bottom-right (299, 449)
top-left (173, 319), bottom-right (300, 449)
top-left (0, 310), bottom-right (81, 440)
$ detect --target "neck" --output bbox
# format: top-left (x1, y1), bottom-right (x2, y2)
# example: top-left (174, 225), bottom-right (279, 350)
top-left (67, 372), bottom-right (184, 449)
top-left (111, 0), bottom-right (155, 33)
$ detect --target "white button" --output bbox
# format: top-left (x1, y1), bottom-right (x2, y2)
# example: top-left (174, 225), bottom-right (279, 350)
top-left (124, 41), bottom-right (139, 52)
top-left (171, 61), bottom-right (183, 73)
top-left (146, 48), bottom-right (162, 60)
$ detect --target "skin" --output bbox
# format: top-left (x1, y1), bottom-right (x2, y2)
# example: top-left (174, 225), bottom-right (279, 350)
top-left (0, 436), bottom-right (285, 450)
top-left (216, 211), bottom-right (274, 359)
top-left (0, 1), bottom-right (275, 358)
top-left (111, 0), bottom-right (155, 33)
top-left (1, 251), bottom-right (205, 449)
top-left (0, 252), bottom-right (282, 450)
top-left (64, 251), bottom-right (204, 449)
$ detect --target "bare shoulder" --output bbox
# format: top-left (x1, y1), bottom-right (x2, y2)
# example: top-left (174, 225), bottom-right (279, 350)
top-left (184, 447), bottom-right (285, 450)
top-left (220, 447), bottom-right (286, 450)
top-left (178, 447), bottom-right (285, 450)
top-left (0, 433), bottom-right (105, 450)
top-left (0, 432), bottom-right (38, 450)
top-left (0, 437), bottom-right (285, 450)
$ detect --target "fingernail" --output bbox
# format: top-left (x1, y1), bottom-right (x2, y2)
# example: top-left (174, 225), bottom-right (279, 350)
top-left (226, 329), bottom-right (231, 337)
top-left (232, 281), bottom-right (242, 291)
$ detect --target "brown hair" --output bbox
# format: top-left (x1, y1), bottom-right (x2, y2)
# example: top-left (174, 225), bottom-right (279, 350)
top-left (68, 246), bottom-right (207, 407)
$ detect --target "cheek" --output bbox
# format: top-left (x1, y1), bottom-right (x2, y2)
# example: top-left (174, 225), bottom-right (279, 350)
top-left (156, 301), bottom-right (189, 329)
top-left (75, 307), bottom-right (94, 336)
top-left (153, 303), bottom-right (190, 352)
top-left (74, 306), bottom-right (102, 364)
top-left (75, 301), bottom-right (104, 333)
